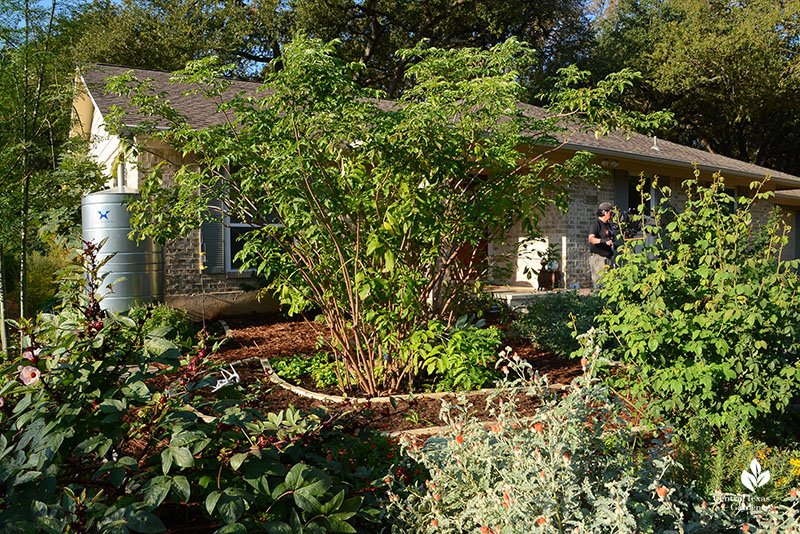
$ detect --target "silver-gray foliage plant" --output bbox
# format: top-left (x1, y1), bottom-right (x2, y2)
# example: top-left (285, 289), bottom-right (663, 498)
top-left (384, 330), bottom-right (800, 533)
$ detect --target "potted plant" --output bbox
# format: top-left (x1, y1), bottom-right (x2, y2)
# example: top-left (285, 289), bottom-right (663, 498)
top-left (535, 242), bottom-right (561, 290)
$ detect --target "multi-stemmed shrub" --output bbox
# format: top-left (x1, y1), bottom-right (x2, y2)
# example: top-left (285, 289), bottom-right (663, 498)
top-left (384, 330), bottom-right (800, 533)
top-left (598, 173), bottom-right (800, 437)
top-left (272, 317), bottom-right (503, 393)
top-left (0, 243), bottom-right (395, 533)
top-left (107, 34), bottom-right (668, 396)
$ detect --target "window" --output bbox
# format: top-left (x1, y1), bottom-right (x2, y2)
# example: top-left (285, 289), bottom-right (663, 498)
top-left (627, 177), bottom-right (656, 215)
top-left (722, 187), bottom-right (738, 214)
top-left (225, 214), bottom-right (257, 272)
top-left (614, 171), bottom-right (659, 215)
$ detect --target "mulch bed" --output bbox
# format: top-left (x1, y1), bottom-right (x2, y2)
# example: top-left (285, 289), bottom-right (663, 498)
top-left (207, 312), bottom-right (583, 434)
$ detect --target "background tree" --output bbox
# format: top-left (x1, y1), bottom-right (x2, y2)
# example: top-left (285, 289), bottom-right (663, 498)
top-left (68, 0), bottom-right (292, 78)
top-left (291, 0), bottom-right (595, 96)
top-left (589, 0), bottom-right (800, 175)
top-left (69, 0), bottom-right (595, 95)
top-left (0, 0), bottom-right (105, 332)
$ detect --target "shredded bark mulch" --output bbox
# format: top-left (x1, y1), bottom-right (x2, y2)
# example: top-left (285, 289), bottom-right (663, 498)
top-left (207, 312), bottom-right (583, 434)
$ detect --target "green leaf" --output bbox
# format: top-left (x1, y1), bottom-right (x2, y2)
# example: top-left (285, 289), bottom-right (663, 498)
top-left (14, 470), bottom-right (42, 485)
top-left (230, 452), bottom-right (248, 471)
top-left (125, 510), bottom-right (166, 533)
top-left (206, 491), bottom-right (221, 514)
top-left (326, 517), bottom-right (357, 533)
top-left (171, 447), bottom-right (194, 468)
top-left (263, 523), bottom-right (292, 534)
top-left (214, 524), bottom-right (247, 534)
top-left (320, 489), bottom-right (345, 515)
top-left (172, 476), bottom-right (191, 502)
top-left (217, 494), bottom-right (245, 524)
top-left (294, 491), bottom-right (323, 513)
top-left (74, 435), bottom-right (107, 456)
top-left (143, 476), bottom-right (172, 509)
top-left (161, 449), bottom-right (173, 475)
top-left (383, 249), bottom-right (395, 273)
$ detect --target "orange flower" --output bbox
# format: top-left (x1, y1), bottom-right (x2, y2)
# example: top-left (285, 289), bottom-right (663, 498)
top-left (533, 422), bottom-right (544, 432)
top-left (481, 527), bottom-right (489, 534)
top-left (656, 487), bottom-right (668, 498)
top-left (432, 519), bottom-right (438, 527)
top-left (742, 525), bottom-right (749, 532)
top-left (455, 435), bottom-right (464, 444)
top-left (792, 489), bottom-right (799, 498)
top-left (537, 516), bottom-right (547, 525)
top-left (432, 494), bottom-right (440, 501)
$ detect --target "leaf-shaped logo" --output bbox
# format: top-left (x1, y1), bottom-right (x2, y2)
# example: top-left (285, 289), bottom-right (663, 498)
top-left (741, 459), bottom-right (770, 493)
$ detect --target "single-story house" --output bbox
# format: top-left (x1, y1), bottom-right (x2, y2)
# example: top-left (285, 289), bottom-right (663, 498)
top-left (71, 64), bottom-right (800, 315)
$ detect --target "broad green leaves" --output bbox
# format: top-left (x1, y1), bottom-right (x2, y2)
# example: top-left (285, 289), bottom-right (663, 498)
top-left (599, 173), bottom-right (800, 434)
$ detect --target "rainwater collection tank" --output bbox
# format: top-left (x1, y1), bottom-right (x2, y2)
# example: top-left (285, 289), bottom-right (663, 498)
top-left (81, 189), bottom-right (163, 312)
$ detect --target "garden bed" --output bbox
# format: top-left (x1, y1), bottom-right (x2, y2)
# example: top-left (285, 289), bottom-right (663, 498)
top-left (206, 312), bottom-right (582, 434)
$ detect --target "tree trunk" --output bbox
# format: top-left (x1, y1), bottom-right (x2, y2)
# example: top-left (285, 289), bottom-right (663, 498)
top-left (0, 241), bottom-right (7, 352)
top-left (19, 171), bottom-right (30, 318)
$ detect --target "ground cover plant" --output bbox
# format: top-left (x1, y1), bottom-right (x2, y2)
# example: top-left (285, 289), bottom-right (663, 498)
top-left (0, 243), bottom-right (399, 533)
top-left (107, 34), bottom-right (670, 396)
top-left (598, 173), bottom-right (800, 439)
top-left (385, 332), bottom-right (800, 533)
top-left (129, 303), bottom-right (203, 354)
top-left (510, 291), bottom-right (603, 358)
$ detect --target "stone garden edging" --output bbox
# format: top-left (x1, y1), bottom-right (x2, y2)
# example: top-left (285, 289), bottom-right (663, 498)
top-left (217, 320), bottom-right (648, 438)
top-left (219, 319), bottom-right (571, 405)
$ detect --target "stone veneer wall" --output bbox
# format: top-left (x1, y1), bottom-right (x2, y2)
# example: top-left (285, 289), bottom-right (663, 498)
top-left (137, 144), bottom-right (277, 318)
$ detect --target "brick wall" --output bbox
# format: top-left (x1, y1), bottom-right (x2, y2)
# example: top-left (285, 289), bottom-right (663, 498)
top-left (137, 144), bottom-right (277, 317)
top-left (489, 169), bottom-right (791, 290)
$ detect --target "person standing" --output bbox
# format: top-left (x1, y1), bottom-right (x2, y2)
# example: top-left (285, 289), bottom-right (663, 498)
top-left (588, 202), bottom-right (615, 288)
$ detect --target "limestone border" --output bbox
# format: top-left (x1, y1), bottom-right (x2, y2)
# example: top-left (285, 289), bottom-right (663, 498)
top-left (219, 319), bottom-right (572, 406)
top-left (216, 320), bottom-right (649, 438)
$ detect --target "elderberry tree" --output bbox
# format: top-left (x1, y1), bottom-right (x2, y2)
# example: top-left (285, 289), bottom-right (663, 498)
top-left (106, 35), bottom-right (670, 396)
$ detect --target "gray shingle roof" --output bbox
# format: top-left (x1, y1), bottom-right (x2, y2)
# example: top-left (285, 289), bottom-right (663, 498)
top-left (79, 64), bottom-right (262, 130)
top-left (79, 64), bottom-right (800, 187)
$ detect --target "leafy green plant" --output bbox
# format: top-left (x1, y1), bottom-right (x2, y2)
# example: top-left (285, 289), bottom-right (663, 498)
top-left (510, 290), bottom-right (603, 357)
top-left (0, 241), bottom-right (394, 533)
top-left (420, 317), bottom-right (504, 392)
top-left (271, 352), bottom-right (350, 389)
top-left (598, 172), bottom-right (800, 437)
top-left (128, 303), bottom-right (201, 353)
top-left (384, 331), bottom-right (800, 533)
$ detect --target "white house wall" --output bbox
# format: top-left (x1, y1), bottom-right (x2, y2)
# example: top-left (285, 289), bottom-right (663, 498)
top-left (89, 110), bottom-right (138, 190)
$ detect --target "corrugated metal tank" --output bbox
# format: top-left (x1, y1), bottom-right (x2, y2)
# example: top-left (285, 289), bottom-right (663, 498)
top-left (81, 189), bottom-right (163, 312)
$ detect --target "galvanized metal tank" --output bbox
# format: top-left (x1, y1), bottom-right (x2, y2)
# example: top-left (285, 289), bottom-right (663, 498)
top-left (81, 189), bottom-right (163, 312)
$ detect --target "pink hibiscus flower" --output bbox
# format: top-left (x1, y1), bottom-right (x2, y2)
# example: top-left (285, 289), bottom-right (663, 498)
top-left (22, 347), bottom-right (41, 362)
top-left (18, 365), bottom-right (41, 385)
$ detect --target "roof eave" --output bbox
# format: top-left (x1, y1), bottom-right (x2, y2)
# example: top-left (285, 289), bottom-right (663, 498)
top-left (561, 142), bottom-right (800, 190)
